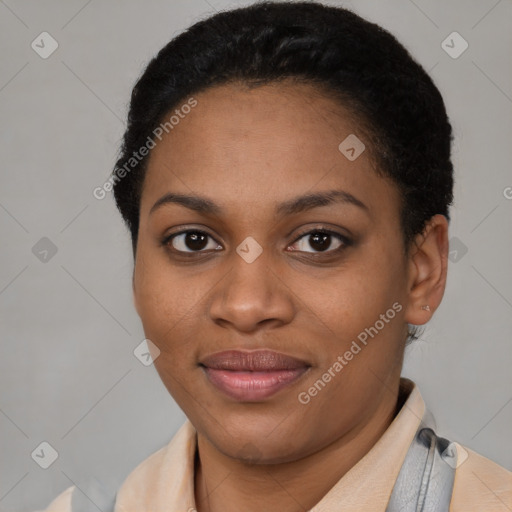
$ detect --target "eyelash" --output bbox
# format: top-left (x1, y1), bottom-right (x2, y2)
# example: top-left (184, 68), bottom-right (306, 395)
top-left (161, 227), bottom-right (353, 258)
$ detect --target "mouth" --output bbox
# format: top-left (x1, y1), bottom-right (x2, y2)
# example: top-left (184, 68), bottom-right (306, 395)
top-left (199, 349), bottom-right (311, 401)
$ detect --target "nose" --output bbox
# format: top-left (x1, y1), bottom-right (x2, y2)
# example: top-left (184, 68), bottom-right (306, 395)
top-left (208, 249), bottom-right (296, 334)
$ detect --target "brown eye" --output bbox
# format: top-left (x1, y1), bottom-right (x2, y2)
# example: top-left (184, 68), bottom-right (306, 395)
top-left (289, 230), bottom-right (349, 254)
top-left (167, 230), bottom-right (222, 253)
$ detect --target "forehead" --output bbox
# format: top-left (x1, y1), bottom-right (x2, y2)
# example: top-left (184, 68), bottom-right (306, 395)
top-left (140, 81), bottom-right (400, 223)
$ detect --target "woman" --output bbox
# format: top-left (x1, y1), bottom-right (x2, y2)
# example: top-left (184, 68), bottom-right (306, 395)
top-left (44, 1), bottom-right (511, 510)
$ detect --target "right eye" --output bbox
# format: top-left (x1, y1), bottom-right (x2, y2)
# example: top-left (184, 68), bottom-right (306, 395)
top-left (163, 230), bottom-right (223, 254)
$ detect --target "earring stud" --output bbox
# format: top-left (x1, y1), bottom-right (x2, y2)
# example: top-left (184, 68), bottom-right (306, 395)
top-left (421, 305), bottom-right (431, 311)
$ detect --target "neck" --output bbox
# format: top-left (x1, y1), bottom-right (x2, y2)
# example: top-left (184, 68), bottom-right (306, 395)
top-left (194, 383), bottom-right (403, 512)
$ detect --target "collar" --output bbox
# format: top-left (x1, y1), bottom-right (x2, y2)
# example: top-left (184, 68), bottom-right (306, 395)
top-left (114, 378), bottom-right (425, 511)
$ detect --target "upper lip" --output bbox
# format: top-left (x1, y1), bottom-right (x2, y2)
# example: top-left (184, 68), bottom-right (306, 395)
top-left (200, 349), bottom-right (310, 371)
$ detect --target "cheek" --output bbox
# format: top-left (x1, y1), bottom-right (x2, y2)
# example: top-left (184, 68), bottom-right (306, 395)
top-left (133, 254), bottom-right (202, 357)
top-left (295, 256), bottom-right (402, 338)
top-left (135, 240), bottom-right (194, 313)
top-left (134, 270), bottom-right (206, 403)
top-left (294, 252), bottom-right (407, 389)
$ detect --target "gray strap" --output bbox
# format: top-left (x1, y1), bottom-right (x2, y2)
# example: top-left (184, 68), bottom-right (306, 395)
top-left (386, 422), bottom-right (457, 512)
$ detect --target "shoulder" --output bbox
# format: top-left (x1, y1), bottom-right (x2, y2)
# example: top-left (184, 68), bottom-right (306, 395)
top-left (38, 449), bottom-right (169, 512)
top-left (113, 441), bottom-right (171, 503)
top-left (115, 420), bottom-right (196, 505)
top-left (39, 421), bottom-right (194, 512)
top-left (40, 474), bottom-right (118, 512)
top-left (450, 443), bottom-right (512, 511)
top-left (40, 485), bottom-right (74, 512)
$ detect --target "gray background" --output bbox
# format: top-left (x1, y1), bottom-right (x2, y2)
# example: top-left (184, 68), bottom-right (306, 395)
top-left (0, 0), bottom-right (511, 510)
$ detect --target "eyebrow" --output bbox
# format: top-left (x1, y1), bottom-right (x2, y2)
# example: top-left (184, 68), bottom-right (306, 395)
top-left (149, 189), bottom-right (369, 217)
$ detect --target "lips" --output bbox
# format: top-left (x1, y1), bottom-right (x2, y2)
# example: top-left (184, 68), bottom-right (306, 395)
top-left (200, 350), bottom-right (310, 401)
top-left (200, 350), bottom-right (308, 371)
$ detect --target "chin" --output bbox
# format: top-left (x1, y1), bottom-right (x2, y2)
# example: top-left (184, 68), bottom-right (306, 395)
top-left (203, 420), bottom-right (311, 465)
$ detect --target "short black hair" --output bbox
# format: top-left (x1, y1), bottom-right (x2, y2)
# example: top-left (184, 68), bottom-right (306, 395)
top-left (112, 1), bottom-right (454, 342)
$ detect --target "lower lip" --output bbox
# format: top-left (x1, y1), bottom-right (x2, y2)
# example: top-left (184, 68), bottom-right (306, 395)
top-left (202, 367), bottom-right (309, 401)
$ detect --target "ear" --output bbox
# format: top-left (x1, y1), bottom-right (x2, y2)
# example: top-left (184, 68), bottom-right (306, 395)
top-left (403, 214), bottom-right (449, 326)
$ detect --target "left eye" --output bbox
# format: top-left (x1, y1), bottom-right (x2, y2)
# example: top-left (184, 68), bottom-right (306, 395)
top-left (289, 231), bottom-right (347, 253)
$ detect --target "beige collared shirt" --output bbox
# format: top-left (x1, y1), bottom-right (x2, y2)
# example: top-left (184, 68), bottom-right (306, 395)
top-left (43, 379), bottom-right (512, 511)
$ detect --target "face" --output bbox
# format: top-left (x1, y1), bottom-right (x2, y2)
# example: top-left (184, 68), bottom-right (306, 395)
top-left (133, 81), bottom-right (414, 464)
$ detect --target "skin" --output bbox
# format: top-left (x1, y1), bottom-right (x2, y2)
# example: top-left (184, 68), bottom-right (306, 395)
top-left (132, 81), bottom-right (449, 511)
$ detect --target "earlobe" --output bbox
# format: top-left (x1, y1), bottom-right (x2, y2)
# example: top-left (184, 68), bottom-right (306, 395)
top-left (403, 214), bottom-right (449, 326)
